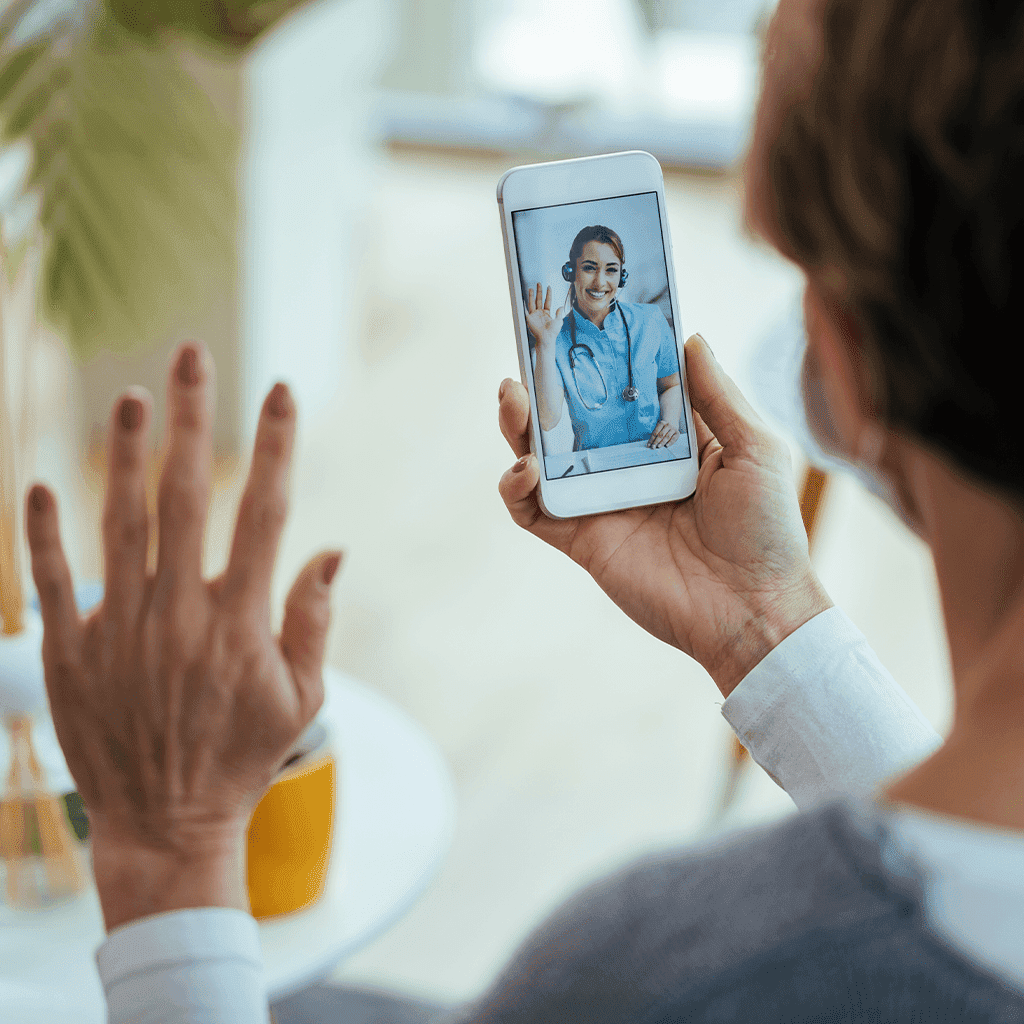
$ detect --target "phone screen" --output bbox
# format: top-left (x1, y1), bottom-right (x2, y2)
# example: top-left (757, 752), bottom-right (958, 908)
top-left (511, 192), bottom-right (691, 481)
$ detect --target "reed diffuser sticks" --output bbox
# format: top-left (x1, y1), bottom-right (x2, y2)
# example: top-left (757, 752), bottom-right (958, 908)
top-left (0, 714), bottom-right (87, 906)
top-left (0, 260), bottom-right (24, 639)
top-left (0, 238), bottom-right (87, 907)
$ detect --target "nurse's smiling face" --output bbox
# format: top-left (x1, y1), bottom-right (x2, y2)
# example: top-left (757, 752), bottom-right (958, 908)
top-left (573, 241), bottom-right (622, 323)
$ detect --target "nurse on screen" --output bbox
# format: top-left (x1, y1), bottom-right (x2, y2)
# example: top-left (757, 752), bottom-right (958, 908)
top-left (525, 225), bottom-right (683, 451)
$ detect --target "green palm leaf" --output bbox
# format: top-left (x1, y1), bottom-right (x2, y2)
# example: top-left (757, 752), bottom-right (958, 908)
top-left (104, 0), bottom-right (316, 49)
top-left (0, 1), bottom-right (237, 360)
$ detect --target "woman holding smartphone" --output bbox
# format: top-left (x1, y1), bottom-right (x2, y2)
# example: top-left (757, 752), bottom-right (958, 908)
top-left (525, 225), bottom-right (683, 451)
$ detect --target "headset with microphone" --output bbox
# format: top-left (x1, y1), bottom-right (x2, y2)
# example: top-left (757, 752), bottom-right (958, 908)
top-left (562, 259), bottom-right (639, 405)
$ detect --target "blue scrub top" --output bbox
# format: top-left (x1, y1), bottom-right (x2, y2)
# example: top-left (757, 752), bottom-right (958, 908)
top-left (552, 301), bottom-right (679, 451)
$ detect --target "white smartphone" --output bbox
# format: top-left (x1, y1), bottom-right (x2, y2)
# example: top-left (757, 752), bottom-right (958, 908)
top-left (497, 150), bottom-right (699, 519)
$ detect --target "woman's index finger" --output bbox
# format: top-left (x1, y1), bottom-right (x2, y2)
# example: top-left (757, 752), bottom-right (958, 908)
top-left (24, 484), bottom-right (81, 656)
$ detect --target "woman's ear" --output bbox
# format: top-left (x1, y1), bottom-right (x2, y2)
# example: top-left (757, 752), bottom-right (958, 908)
top-left (802, 278), bottom-right (930, 537)
top-left (802, 280), bottom-right (875, 460)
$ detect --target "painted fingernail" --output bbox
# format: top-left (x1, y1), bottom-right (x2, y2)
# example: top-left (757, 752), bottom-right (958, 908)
top-left (176, 345), bottom-right (199, 386)
top-left (499, 378), bottom-right (513, 402)
top-left (119, 396), bottom-right (143, 432)
top-left (267, 382), bottom-right (290, 418)
top-left (29, 485), bottom-right (48, 512)
top-left (512, 455), bottom-right (530, 473)
top-left (321, 552), bottom-right (343, 586)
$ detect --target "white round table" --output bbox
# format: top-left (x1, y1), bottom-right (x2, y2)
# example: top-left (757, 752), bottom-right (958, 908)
top-left (0, 668), bottom-right (457, 1021)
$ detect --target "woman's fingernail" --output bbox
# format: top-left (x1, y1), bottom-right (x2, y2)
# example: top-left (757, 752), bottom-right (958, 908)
top-left (176, 345), bottom-right (199, 386)
top-left (512, 455), bottom-right (530, 473)
top-left (119, 396), bottom-right (143, 432)
top-left (499, 378), bottom-right (513, 402)
top-left (267, 382), bottom-right (290, 418)
top-left (321, 552), bottom-right (343, 586)
top-left (695, 333), bottom-right (714, 357)
top-left (29, 485), bottom-right (49, 513)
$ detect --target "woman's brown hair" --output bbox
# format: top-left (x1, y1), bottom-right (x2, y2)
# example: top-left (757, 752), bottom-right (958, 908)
top-left (769, 0), bottom-right (1024, 495)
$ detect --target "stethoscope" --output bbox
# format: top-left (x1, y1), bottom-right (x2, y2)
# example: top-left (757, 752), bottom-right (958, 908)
top-left (563, 259), bottom-right (638, 411)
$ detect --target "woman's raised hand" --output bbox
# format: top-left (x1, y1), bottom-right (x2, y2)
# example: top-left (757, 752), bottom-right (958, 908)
top-left (498, 335), bottom-right (833, 697)
top-left (26, 341), bottom-right (343, 930)
top-left (525, 284), bottom-right (564, 346)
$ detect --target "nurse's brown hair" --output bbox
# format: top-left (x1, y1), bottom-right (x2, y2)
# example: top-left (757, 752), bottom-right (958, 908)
top-left (568, 226), bottom-right (625, 269)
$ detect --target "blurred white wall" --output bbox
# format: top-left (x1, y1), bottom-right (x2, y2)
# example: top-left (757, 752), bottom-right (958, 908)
top-left (240, 0), bottom-right (392, 441)
top-left (379, 0), bottom-right (763, 168)
top-left (473, 0), bottom-right (647, 108)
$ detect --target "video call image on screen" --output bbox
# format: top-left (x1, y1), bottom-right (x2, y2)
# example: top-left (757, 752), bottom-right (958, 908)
top-left (512, 192), bottom-right (691, 480)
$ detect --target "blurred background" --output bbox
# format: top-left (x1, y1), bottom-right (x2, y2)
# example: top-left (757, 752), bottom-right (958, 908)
top-left (0, 0), bottom-right (951, 1006)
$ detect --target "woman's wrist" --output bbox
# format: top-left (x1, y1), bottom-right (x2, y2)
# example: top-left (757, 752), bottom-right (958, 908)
top-left (706, 575), bottom-right (834, 698)
top-left (91, 829), bottom-right (250, 932)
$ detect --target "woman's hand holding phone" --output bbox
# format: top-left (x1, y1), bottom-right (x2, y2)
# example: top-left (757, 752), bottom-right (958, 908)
top-left (498, 334), bottom-right (833, 697)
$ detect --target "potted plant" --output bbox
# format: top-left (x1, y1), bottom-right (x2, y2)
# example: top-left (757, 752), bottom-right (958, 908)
top-left (0, 0), bottom-right (315, 908)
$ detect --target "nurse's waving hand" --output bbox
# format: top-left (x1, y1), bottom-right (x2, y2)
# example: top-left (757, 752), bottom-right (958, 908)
top-left (525, 283), bottom-right (567, 432)
top-left (498, 334), bottom-right (832, 698)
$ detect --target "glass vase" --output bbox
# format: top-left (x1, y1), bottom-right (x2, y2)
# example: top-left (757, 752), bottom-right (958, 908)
top-left (0, 609), bottom-right (89, 910)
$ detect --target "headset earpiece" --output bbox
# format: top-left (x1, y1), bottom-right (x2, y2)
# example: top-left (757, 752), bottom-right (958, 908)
top-left (619, 268), bottom-right (628, 288)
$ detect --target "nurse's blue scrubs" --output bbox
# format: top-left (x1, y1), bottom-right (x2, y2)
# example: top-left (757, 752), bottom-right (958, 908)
top-left (551, 301), bottom-right (679, 451)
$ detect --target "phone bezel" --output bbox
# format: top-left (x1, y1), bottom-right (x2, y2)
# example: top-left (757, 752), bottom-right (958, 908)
top-left (497, 151), bottom-right (699, 519)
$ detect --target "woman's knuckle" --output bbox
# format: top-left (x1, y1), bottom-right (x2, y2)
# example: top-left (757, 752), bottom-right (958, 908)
top-left (255, 429), bottom-right (288, 461)
top-left (45, 652), bottom-right (81, 700)
top-left (172, 401), bottom-right (204, 433)
top-left (159, 474), bottom-right (198, 526)
top-left (268, 492), bottom-right (289, 526)
top-left (159, 601), bottom-right (195, 647)
top-left (37, 573), bottom-right (66, 611)
top-left (216, 618), bottom-right (259, 658)
top-left (111, 442), bottom-right (142, 473)
top-left (242, 491), bottom-right (288, 539)
top-left (289, 598), bottom-right (328, 635)
top-left (312, 600), bottom-right (331, 632)
top-left (103, 508), bottom-right (148, 551)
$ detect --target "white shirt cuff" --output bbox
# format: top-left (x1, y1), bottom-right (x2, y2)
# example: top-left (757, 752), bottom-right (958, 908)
top-left (96, 908), bottom-right (269, 1024)
top-left (722, 606), bottom-right (943, 808)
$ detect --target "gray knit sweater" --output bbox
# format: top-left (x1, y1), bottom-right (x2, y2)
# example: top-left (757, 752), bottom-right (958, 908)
top-left (453, 799), bottom-right (1024, 1023)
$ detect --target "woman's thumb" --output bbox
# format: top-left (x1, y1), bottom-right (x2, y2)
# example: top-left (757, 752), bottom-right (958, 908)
top-left (683, 334), bottom-right (761, 450)
top-left (281, 550), bottom-right (343, 689)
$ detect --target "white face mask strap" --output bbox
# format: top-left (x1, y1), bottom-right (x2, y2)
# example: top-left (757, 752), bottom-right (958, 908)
top-left (856, 421), bottom-right (886, 468)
